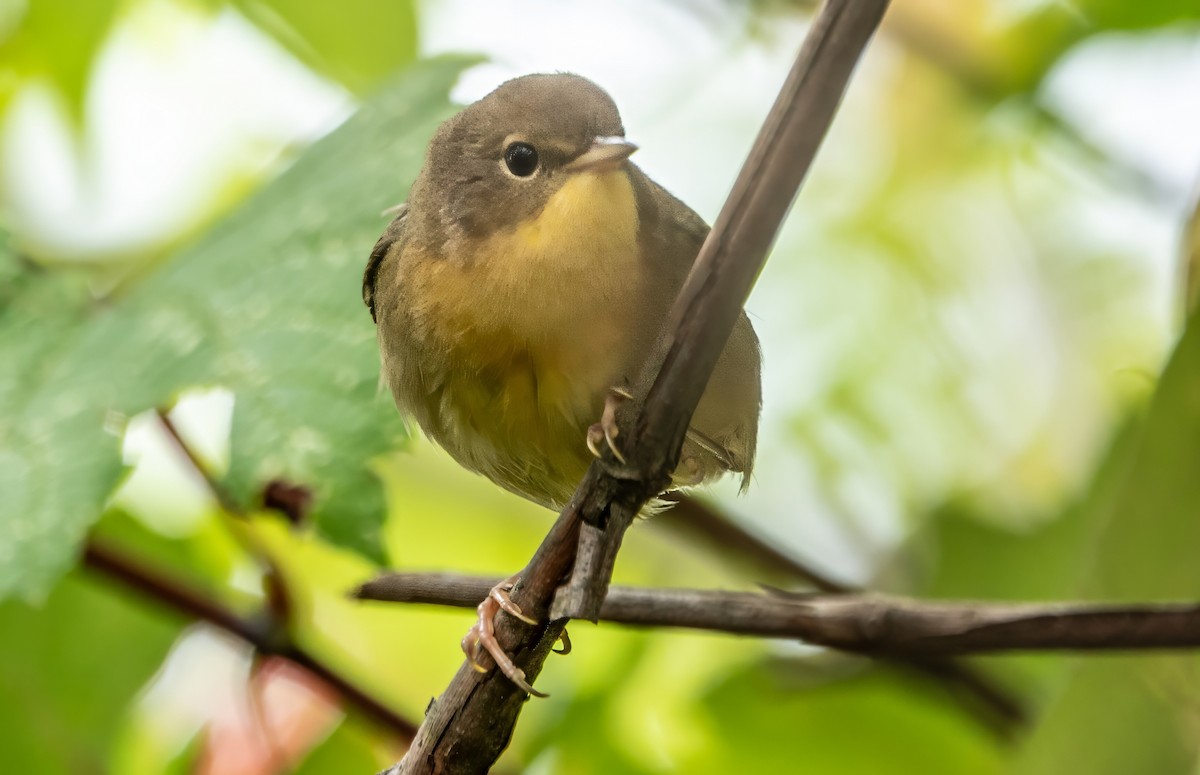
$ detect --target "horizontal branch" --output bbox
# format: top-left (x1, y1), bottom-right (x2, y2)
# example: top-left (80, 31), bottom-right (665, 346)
top-left (654, 495), bottom-right (1024, 734)
top-left (356, 573), bottom-right (1200, 654)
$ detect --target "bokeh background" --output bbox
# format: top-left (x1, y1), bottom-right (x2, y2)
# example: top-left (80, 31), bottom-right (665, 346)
top-left (3, 0), bottom-right (1200, 772)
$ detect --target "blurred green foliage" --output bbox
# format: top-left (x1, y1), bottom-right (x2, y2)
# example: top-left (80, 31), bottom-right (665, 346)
top-left (230, 0), bottom-right (417, 94)
top-left (0, 568), bottom-right (182, 771)
top-left (292, 718), bottom-right (382, 775)
top-left (1, 0), bottom-right (1199, 773)
top-left (1015, 308), bottom-right (1200, 773)
top-left (991, 0), bottom-right (1200, 94)
top-left (0, 0), bottom-right (417, 121)
top-left (917, 306), bottom-right (1200, 771)
top-left (0, 0), bottom-right (120, 120)
top-left (842, 0), bottom-right (1200, 97)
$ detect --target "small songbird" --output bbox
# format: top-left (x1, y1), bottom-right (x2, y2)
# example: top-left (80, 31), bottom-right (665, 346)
top-left (363, 73), bottom-right (762, 692)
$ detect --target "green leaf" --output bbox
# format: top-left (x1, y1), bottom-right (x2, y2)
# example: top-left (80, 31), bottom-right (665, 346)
top-left (996, 0), bottom-right (1200, 95)
top-left (0, 569), bottom-right (181, 773)
top-left (1075, 0), bottom-right (1200, 32)
top-left (233, 0), bottom-right (418, 93)
top-left (0, 57), bottom-right (474, 600)
top-left (0, 246), bottom-right (127, 601)
top-left (1184, 190), bottom-right (1200, 318)
top-left (919, 416), bottom-right (1143, 604)
top-left (0, 0), bottom-right (417, 121)
top-left (1014, 308), bottom-right (1200, 772)
top-left (0, 0), bottom-right (121, 120)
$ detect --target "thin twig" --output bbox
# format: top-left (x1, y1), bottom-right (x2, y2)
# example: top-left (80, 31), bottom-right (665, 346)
top-left (388, 3), bottom-right (891, 772)
top-left (157, 407), bottom-right (293, 622)
top-left (83, 539), bottom-right (418, 740)
top-left (357, 573), bottom-right (1200, 653)
top-left (157, 409), bottom-right (244, 516)
top-left (658, 494), bottom-right (851, 592)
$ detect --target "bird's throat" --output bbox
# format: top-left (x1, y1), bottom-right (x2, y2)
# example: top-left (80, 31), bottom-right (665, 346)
top-left (461, 168), bottom-right (642, 343)
top-left (513, 169), bottom-right (640, 266)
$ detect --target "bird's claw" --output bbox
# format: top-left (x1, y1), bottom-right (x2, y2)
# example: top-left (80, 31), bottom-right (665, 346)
top-left (461, 575), bottom-right (549, 697)
top-left (587, 386), bottom-right (633, 463)
top-left (491, 582), bottom-right (538, 625)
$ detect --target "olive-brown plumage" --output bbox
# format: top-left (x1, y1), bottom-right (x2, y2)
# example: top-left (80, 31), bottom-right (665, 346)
top-left (364, 73), bottom-right (761, 511)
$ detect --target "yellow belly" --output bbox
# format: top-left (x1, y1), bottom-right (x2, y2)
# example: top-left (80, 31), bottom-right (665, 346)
top-left (403, 168), bottom-right (644, 506)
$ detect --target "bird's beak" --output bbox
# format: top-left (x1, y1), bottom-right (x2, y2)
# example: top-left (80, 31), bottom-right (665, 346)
top-left (565, 136), bottom-right (638, 173)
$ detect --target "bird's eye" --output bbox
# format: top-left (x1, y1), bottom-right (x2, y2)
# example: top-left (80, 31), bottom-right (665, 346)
top-left (504, 142), bottom-right (539, 177)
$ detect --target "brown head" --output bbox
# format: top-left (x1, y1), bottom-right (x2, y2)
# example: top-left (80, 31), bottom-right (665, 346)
top-left (406, 73), bottom-right (638, 245)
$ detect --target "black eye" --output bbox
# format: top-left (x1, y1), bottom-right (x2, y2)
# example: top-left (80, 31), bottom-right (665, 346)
top-left (504, 142), bottom-right (539, 177)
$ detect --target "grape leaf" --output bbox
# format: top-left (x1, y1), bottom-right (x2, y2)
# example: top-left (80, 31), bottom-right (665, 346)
top-left (0, 56), bottom-right (474, 601)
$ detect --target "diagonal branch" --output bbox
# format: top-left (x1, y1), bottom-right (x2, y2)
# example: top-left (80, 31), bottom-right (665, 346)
top-left (157, 408), bottom-right (297, 626)
top-left (386, 2), bottom-right (891, 772)
top-left (658, 494), bottom-right (852, 592)
top-left (356, 573), bottom-right (1200, 653)
top-left (555, 0), bottom-right (891, 621)
top-left (83, 539), bottom-right (418, 740)
top-left (158, 410), bottom-right (245, 517)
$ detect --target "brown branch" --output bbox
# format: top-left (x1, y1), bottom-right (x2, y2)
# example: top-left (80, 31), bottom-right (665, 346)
top-left (658, 494), bottom-right (851, 592)
top-left (356, 573), bottom-right (1200, 654)
top-left (389, 3), bottom-right (891, 771)
top-left (83, 539), bottom-right (418, 741)
top-left (157, 407), bottom-right (295, 622)
top-left (656, 495), bottom-right (1025, 734)
top-left (157, 409), bottom-right (244, 516)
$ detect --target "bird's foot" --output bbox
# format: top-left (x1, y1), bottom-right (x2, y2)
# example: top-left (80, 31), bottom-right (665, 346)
top-left (586, 386), bottom-right (633, 464)
top-left (461, 574), bottom-right (568, 697)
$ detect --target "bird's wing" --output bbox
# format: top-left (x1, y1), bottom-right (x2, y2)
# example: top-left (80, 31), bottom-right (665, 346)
top-left (685, 428), bottom-right (736, 468)
top-left (629, 166), bottom-right (709, 287)
top-left (628, 166), bottom-right (762, 485)
top-left (363, 203), bottom-right (409, 323)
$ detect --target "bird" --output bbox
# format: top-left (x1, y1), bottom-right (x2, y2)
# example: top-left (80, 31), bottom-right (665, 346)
top-left (363, 73), bottom-right (762, 694)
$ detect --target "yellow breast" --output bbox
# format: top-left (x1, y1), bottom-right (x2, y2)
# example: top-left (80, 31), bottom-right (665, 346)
top-left (481, 167), bottom-right (641, 339)
top-left (403, 169), bottom-right (643, 490)
top-left (411, 167), bottom-right (641, 381)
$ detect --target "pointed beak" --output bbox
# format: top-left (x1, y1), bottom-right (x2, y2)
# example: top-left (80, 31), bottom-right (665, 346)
top-left (565, 136), bottom-right (638, 173)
